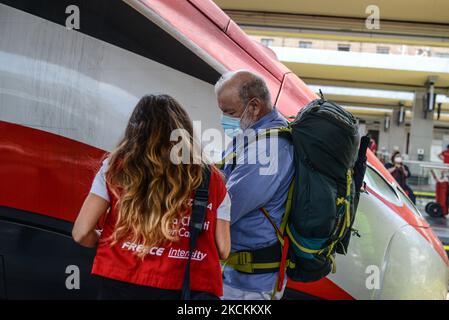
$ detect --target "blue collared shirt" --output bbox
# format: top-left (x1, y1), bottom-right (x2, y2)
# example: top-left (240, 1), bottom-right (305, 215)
top-left (221, 107), bottom-right (294, 292)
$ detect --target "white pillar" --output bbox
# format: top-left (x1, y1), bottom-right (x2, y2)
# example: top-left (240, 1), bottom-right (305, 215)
top-left (409, 91), bottom-right (434, 161)
top-left (378, 108), bottom-right (407, 156)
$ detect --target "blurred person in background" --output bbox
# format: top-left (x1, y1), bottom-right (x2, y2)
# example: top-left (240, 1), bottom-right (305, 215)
top-left (385, 151), bottom-right (416, 204)
top-left (438, 144), bottom-right (449, 164)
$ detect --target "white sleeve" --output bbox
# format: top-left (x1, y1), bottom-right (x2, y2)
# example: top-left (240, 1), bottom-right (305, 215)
top-left (89, 159), bottom-right (110, 203)
top-left (216, 192), bottom-right (231, 221)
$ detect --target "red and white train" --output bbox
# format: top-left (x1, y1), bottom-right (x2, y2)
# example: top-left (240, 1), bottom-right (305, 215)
top-left (0, 0), bottom-right (448, 299)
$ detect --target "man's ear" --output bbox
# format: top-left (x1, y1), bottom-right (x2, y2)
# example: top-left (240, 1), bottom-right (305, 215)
top-left (251, 98), bottom-right (262, 118)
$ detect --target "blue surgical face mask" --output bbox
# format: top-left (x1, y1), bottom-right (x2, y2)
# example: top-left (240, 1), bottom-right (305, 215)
top-left (220, 114), bottom-right (241, 138)
top-left (220, 102), bottom-right (252, 137)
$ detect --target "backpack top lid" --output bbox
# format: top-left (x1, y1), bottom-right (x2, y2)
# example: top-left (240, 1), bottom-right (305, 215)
top-left (291, 99), bottom-right (360, 182)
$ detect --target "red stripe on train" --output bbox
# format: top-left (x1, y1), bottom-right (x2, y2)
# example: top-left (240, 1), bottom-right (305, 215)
top-left (0, 120), bottom-right (106, 222)
top-left (287, 277), bottom-right (354, 300)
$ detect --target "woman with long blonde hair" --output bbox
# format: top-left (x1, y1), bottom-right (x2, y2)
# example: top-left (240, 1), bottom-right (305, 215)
top-left (73, 94), bottom-right (230, 299)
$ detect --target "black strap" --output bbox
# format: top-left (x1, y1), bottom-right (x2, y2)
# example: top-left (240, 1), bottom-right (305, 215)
top-left (180, 166), bottom-right (211, 300)
top-left (319, 89), bottom-right (325, 100)
top-left (354, 135), bottom-right (370, 192)
top-left (235, 242), bottom-right (282, 274)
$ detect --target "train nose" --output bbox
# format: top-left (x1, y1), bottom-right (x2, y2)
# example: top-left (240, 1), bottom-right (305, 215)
top-left (378, 225), bottom-right (449, 300)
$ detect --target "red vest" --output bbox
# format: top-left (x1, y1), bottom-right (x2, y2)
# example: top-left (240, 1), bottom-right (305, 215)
top-left (92, 168), bottom-right (225, 297)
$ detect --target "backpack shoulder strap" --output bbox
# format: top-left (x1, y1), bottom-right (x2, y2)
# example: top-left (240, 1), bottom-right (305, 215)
top-left (259, 178), bottom-right (295, 246)
top-left (180, 166), bottom-right (211, 300)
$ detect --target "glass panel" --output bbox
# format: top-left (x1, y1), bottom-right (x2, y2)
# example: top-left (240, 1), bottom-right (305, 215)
top-left (364, 166), bottom-right (400, 205)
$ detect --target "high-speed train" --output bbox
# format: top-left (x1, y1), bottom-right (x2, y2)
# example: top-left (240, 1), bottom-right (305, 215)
top-left (0, 0), bottom-right (448, 300)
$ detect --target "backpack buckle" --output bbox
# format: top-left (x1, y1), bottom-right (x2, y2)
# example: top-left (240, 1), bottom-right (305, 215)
top-left (238, 252), bottom-right (252, 265)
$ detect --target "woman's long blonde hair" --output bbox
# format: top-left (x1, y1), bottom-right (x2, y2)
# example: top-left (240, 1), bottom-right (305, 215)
top-left (105, 94), bottom-right (207, 256)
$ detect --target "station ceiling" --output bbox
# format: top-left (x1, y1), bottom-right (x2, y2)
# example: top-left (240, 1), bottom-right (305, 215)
top-left (214, 0), bottom-right (449, 47)
top-left (214, 0), bottom-right (449, 24)
top-left (281, 55), bottom-right (449, 92)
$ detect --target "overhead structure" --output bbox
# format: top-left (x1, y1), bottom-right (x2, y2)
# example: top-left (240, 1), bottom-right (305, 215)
top-left (272, 46), bottom-right (449, 92)
top-left (214, 0), bottom-right (449, 48)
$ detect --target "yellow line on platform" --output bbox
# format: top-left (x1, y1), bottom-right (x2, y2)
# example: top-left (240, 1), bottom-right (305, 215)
top-left (414, 191), bottom-right (435, 197)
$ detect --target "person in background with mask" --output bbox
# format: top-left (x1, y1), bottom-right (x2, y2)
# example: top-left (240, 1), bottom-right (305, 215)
top-left (385, 151), bottom-right (416, 204)
top-left (215, 70), bottom-right (294, 300)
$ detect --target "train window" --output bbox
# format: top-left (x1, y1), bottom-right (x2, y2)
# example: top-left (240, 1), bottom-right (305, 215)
top-left (396, 187), bottom-right (423, 218)
top-left (364, 166), bottom-right (401, 205)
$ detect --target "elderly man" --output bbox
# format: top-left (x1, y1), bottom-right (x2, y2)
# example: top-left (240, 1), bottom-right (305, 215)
top-left (215, 70), bottom-right (294, 300)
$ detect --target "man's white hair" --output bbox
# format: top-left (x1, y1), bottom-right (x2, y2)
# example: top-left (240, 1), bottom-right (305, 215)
top-left (214, 70), bottom-right (238, 95)
top-left (214, 69), bottom-right (272, 106)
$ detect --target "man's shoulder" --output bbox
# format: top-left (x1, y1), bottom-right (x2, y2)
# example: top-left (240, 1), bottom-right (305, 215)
top-left (267, 116), bottom-right (289, 128)
top-left (257, 114), bottom-right (289, 134)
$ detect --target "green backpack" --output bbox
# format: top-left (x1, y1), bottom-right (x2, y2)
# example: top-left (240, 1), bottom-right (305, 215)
top-left (220, 97), bottom-right (369, 295)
